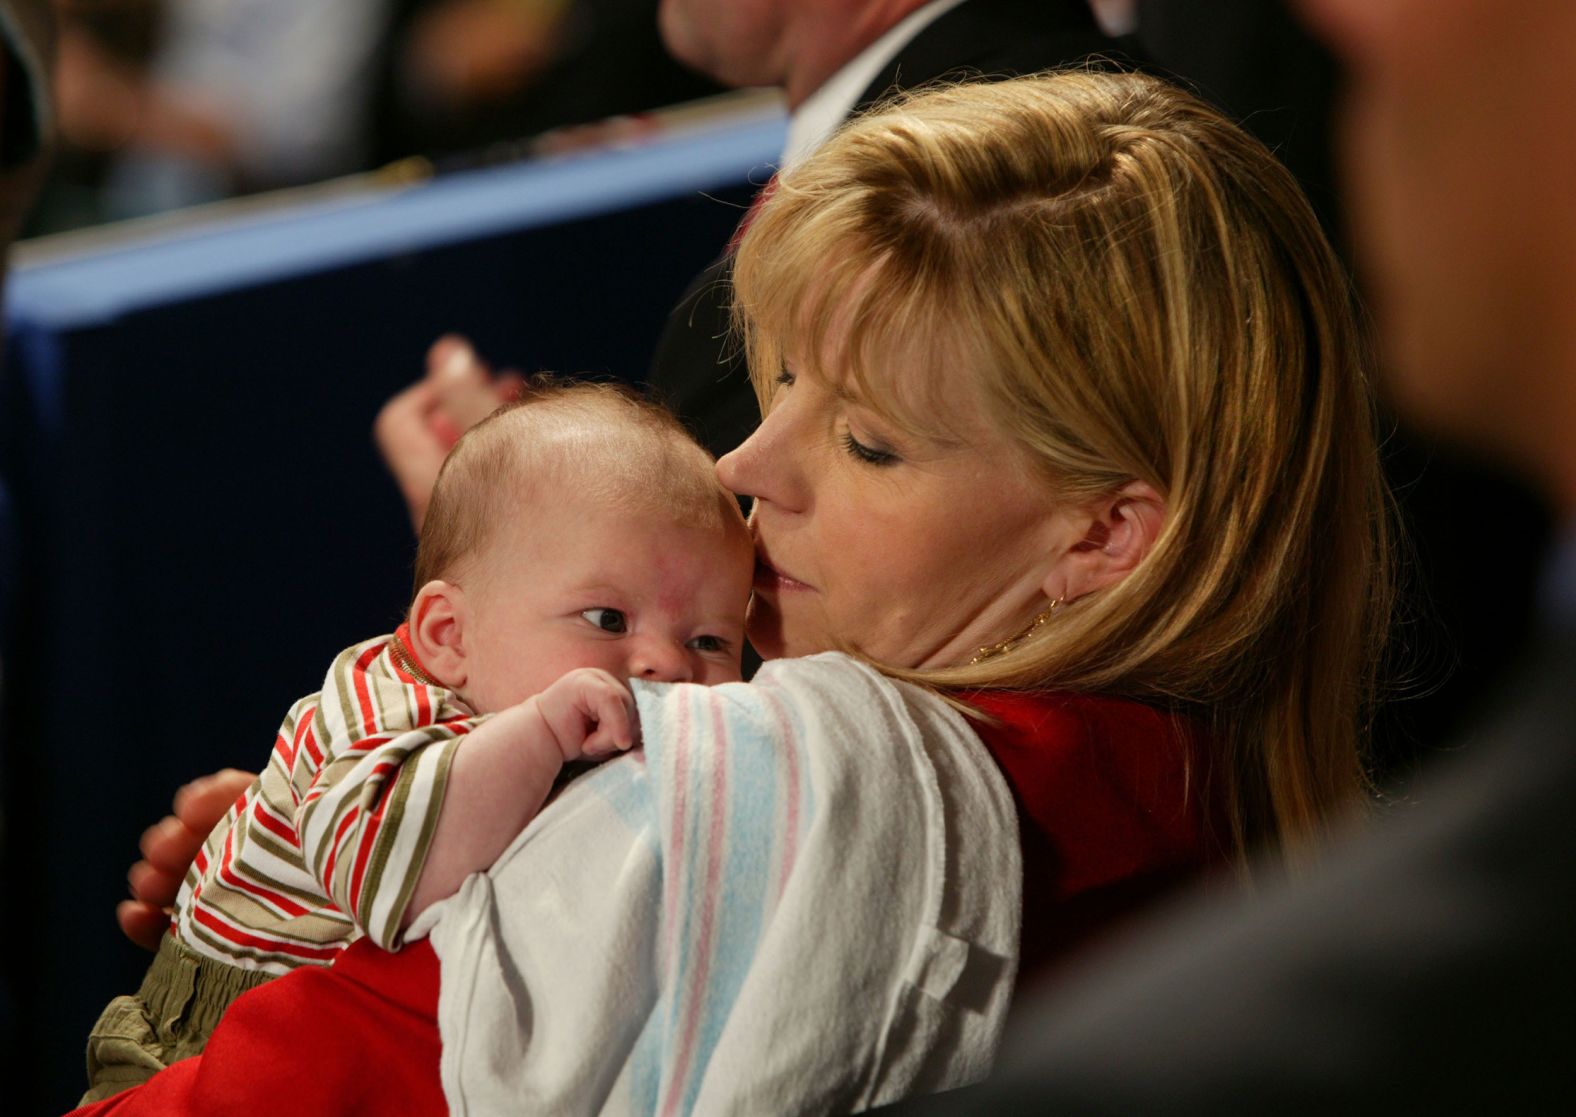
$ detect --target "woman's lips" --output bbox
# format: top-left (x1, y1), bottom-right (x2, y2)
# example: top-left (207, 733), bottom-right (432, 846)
top-left (753, 554), bottom-right (814, 592)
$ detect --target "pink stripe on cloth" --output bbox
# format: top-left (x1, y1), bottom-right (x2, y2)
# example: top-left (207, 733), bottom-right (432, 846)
top-left (660, 694), bottom-right (731, 1117)
top-left (660, 691), bottom-right (693, 966)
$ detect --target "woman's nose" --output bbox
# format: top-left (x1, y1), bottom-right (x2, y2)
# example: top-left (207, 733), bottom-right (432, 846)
top-left (715, 438), bottom-right (755, 499)
top-left (629, 638), bottom-right (693, 683)
top-left (717, 400), bottom-right (801, 511)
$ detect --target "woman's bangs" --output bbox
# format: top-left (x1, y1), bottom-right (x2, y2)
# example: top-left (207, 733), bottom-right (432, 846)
top-left (746, 242), bottom-right (977, 443)
top-left (834, 279), bottom-right (984, 446)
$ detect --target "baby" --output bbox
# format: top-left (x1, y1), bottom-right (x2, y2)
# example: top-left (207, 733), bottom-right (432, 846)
top-left (83, 380), bottom-right (754, 1101)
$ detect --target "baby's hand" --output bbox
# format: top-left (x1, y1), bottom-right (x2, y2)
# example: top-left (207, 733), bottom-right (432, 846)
top-left (531, 668), bottom-right (639, 763)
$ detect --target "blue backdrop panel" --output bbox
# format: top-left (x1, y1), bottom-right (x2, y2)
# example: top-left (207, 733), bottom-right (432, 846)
top-left (0, 111), bottom-right (784, 1112)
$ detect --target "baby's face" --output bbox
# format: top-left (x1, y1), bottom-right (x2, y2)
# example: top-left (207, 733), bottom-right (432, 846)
top-left (457, 497), bottom-right (754, 713)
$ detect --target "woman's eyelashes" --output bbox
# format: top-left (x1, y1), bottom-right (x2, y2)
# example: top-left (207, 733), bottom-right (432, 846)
top-left (580, 607), bottom-right (627, 633)
top-left (841, 429), bottom-right (899, 466)
top-left (775, 366), bottom-right (896, 465)
top-left (768, 368), bottom-right (795, 401)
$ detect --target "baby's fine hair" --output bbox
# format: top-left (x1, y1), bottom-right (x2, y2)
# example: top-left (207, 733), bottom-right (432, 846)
top-left (413, 377), bottom-right (740, 595)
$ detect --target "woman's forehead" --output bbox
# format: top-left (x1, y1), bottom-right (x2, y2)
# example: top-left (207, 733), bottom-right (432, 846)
top-left (791, 331), bottom-right (990, 447)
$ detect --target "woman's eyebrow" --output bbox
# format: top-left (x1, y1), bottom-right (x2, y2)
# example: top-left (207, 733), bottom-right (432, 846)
top-left (846, 390), bottom-right (974, 451)
top-left (828, 380), bottom-right (862, 404)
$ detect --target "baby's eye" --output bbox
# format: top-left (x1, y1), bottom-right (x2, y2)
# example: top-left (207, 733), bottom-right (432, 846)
top-left (580, 608), bottom-right (627, 634)
top-left (687, 634), bottom-right (730, 654)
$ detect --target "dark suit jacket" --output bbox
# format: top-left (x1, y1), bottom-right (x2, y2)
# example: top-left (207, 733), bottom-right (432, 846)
top-left (644, 0), bottom-right (1124, 459)
top-left (893, 632), bottom-right (1576, 1114)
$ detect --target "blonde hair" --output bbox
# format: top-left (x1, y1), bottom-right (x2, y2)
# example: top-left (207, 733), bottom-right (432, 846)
top-left (414, 377), bottom-right (743, 593)
top-left (731, 71), bottom-right (1394, 866)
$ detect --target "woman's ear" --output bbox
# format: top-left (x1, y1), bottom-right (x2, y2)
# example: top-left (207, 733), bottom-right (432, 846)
top-left (408, 580), bottom-right (469, 689)
top-left (1045, 481), bottom-right (1166, 602)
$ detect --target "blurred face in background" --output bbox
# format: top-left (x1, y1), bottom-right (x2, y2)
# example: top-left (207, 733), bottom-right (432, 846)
top-left (1300, 0), bottom-right (1576, 491)
top-left (657, 0), bottom-right (931, 105)
top-left (657, 0), bottom-right (792, 88)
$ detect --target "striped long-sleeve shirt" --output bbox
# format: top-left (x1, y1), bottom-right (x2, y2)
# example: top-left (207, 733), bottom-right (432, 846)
top-left (172, 625), bottom-right (480, 974)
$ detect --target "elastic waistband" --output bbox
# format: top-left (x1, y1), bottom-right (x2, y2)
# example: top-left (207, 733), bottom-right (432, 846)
top-left (139, 933), bottom-right (276, 1039)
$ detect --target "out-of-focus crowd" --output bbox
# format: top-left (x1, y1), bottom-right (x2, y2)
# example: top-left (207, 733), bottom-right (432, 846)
top-left (37, 0), bottom-right (721, 232)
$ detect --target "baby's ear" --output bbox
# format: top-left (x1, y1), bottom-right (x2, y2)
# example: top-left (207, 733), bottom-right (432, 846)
top-left (408, 580), bottom-right (468, 689)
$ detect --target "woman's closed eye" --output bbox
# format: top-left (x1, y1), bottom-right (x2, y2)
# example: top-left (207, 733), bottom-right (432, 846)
top-left (842, 430), bottom-right (899, 466)
top-left (580, 607), bottom-right (628, 634)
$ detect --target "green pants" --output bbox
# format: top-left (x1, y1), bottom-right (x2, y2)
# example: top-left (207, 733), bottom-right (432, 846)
top-left (81, 934), bottom-right (275, 1104)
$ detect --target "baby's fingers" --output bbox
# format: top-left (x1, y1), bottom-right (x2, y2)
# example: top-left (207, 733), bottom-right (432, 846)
top-left (580, 680), bottom-right (639, 758)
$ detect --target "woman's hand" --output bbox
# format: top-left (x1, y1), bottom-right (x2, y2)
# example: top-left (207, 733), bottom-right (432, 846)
top-left (373, 335), bottom-right (524, 531)
top-left (117, 768), bottom-right (256, 951)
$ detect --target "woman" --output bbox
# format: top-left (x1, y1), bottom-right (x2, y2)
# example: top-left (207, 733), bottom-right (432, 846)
top-left (75, 69), bottom-right (1390, 1115)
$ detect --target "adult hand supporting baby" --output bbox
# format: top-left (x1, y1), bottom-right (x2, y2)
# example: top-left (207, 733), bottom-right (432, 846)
top-left (116, 769), bottom-right (256, 951)
top-left (373, 335), bottom-right (524, 531)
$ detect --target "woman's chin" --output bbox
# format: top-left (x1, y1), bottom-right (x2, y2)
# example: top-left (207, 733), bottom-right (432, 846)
top-left (745, 594), bottom-right (784, 660)
top-left (745, 596), bottom-right (826, 661)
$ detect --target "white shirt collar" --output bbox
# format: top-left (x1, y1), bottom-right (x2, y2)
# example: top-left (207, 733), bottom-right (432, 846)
top-left (781, 0), bottom-right (969, 168)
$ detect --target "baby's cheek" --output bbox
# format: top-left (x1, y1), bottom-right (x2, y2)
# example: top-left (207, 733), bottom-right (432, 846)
top-left (501, 649), bottom-right (609, 705)
top-left (701, 658), bottom-right (746, 686)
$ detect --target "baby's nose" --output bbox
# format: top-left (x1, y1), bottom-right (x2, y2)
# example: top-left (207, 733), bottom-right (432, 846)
top-left (630, 638), bottom-right (692, 683)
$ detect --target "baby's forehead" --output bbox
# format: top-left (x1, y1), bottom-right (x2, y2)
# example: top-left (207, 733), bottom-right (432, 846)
top-left (488, 481), bottom-right (750, 571)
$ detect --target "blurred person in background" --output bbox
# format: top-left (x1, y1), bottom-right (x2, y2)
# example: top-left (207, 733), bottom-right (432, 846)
top-left (41, 0), bottom-right (722, 229)
top-left (376, 0), bottom-right (723, 163)
top-left (52, 0), bottom-right (394, 218)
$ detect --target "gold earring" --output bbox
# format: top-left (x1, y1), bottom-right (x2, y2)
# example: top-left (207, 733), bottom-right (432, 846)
top-left (969, 597), bottom-right (1063, 665)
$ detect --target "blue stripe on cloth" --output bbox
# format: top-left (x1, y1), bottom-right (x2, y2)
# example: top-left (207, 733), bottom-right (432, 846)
top-left (580, 751), bottom-right (659, 835)
top-left (625, 1003), bottom-right (666, 1114)
top-left (670, 687), bottom-right (786, 1113)
top-left (624, 679), bottom-right (814, 1115)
